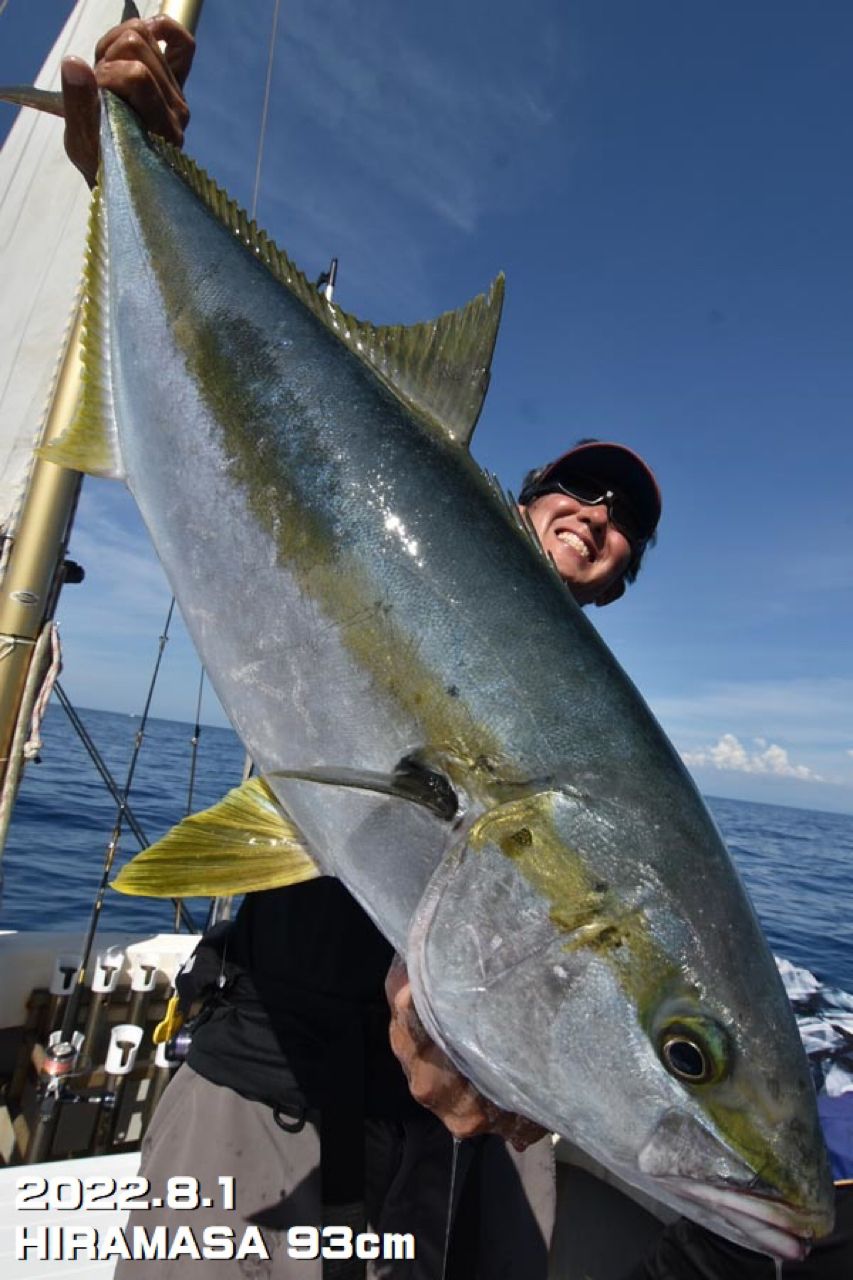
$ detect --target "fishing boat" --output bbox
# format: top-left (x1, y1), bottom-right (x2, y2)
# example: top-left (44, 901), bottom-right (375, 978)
top-left (0, 5), bottom-right (849, 1278)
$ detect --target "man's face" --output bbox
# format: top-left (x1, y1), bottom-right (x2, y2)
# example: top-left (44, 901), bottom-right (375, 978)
top-left (522, 490), bottom-right (633, 605)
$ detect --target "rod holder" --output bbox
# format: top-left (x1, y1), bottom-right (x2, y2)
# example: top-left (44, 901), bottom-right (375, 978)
top-left (50, 954), bottom-right (82, 996)
top-left (130, 960), bottom-right (158, 993)
top-left (105, 1024), bottom-right (143, 1077)
top-left (91, 947), bottom-right (124, 994)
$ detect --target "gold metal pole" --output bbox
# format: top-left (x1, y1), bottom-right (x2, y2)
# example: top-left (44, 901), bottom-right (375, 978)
top-left (0, 0), bottom-right (205, 796)
top-left (159, 0), bottom-right (205, 28)
top-left (0, 314), bottom-right (85, 772)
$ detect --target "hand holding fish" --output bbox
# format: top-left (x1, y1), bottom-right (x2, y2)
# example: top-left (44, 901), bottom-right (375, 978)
top-left (62, 15), bottom-right (194, 186)
top-left (385, 955), bottom-right (548, 1151)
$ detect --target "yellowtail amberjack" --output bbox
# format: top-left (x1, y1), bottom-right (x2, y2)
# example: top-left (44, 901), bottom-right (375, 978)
top-left (3, 87), bottom-right (834, 1259)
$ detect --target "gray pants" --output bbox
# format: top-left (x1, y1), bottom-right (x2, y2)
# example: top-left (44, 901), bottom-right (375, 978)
top-left (116, 1065), bottom-right (555, 1279)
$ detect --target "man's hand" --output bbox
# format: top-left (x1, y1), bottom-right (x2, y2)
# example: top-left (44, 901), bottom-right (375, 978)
top-left (385, 955), bottom-right (548, 1152)
top-left (62, 15), bottom-right (195, 187)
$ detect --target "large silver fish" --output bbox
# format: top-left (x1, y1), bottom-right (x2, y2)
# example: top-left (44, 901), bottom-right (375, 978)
top-left (24, 91), bottom-right (833, 1258)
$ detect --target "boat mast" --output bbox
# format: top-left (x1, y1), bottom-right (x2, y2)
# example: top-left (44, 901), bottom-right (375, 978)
top-left (0, 0), bottom-right (205, 849)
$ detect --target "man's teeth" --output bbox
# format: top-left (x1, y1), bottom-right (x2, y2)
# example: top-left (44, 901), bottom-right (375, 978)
top-left (557, 531), bottom-right (590, 560)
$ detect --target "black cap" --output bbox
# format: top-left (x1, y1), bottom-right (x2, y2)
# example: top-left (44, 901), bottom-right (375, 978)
top-left (525, 441), bottom-right (661, 543)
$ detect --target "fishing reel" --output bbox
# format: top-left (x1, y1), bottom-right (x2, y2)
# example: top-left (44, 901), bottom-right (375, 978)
top-left (162, 1025), bottom-right (194, 1064)
top-left (36, 1031), bottom-right (89, 1116)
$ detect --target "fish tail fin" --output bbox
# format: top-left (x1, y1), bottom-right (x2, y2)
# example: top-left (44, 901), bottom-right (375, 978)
top-left (37, 180), bottom-right (126, 480)
top-left (111, 778), bottom-right (321, 898)
top-left (152, 127), bottom-right (505, 449)
top-left (0, 87), bottom-right (65, 117)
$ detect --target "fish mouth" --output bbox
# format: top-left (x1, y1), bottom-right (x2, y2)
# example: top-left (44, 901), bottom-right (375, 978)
top-left (655, 1176), bottom-right (830, 1262)
top-left (638, 1109), bottom-right (833, 1261)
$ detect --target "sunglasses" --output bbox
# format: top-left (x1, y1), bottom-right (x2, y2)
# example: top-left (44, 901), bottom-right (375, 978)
top-left (523, 476), bottom-right (648, 549)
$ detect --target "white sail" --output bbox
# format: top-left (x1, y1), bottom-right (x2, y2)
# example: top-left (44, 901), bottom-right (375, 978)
top-left (0, 0), bottom-right (162, 546)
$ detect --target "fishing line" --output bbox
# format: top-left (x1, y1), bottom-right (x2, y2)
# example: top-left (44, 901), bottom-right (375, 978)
top-left (250, 0), bottom-right (283, 221)
top-left (171, 665), bottom-right (204, 926)
top-left (204, 749), bottom-right (253, 930)
top-left (440, 1136), bottom-right (461, 1280)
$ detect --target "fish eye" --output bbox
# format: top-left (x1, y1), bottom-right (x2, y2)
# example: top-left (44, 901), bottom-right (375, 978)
top-left (656, 1019), bottom-right (730, 1086)
top-left (661, 1035), bottom-right (708, 1081)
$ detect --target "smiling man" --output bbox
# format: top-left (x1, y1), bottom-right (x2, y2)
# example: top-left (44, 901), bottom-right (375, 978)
top-left (518, 439), bottom-right (660, 607)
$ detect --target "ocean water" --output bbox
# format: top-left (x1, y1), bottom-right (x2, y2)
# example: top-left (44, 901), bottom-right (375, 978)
top-left (0, 706), bottom-right (851, 992)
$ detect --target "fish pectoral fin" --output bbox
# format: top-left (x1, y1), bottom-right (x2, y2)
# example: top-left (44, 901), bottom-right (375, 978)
top-left (110, 777), bottom-right (320, 898)
top-left (267, 755), bottom-right (458, 821)
top-left (37, 182), bottom-right (126, 481)
top-left (0, 87), bottom-right (65, 117)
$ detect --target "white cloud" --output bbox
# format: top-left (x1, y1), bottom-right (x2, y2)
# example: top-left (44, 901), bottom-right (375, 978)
top-left (682, 734), bottom-right (823, 782)
top-left (651, 678), bottom-right (853, 751)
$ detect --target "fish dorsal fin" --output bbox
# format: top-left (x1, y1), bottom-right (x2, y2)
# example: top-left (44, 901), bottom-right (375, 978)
top-left (154, 134), bottom-right (505, 447)
top-left (111, 777), bottom-right (321, 898)
top-left (37, 181), bottom-right (126, 479)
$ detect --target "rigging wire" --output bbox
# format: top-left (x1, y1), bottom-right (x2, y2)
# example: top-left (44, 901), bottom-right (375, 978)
top-left (55, 683), bottom-right (150, 854)
top-left (59, 599), bottom-right (200, 1047)
top-left (250, 0), bottom-right (283, 221)
top-left (54, 682), bottom-right (198, 933)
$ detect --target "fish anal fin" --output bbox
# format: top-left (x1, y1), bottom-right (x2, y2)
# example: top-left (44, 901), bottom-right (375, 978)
top-left (38, 181), bottom-right (126, 480)
top-left (111, 777), bottom-right (320, 898)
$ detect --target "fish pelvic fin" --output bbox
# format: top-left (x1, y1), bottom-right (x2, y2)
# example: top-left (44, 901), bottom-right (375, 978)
top-left (111, 777), bottom-right (321, 898)
top-left (37, 181), bottom-right (126, 480)
top-left (152, 128), bottom-right (505, 448)
top-left (0, 87), bottom-right (65, 117)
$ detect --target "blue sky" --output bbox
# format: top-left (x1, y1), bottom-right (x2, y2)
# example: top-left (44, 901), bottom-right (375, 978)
top-left (2, 0), bottom-right (853, 814)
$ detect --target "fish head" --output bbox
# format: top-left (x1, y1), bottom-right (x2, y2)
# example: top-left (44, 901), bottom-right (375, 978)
top-left (406, 787), bottom-right (835, 1260)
